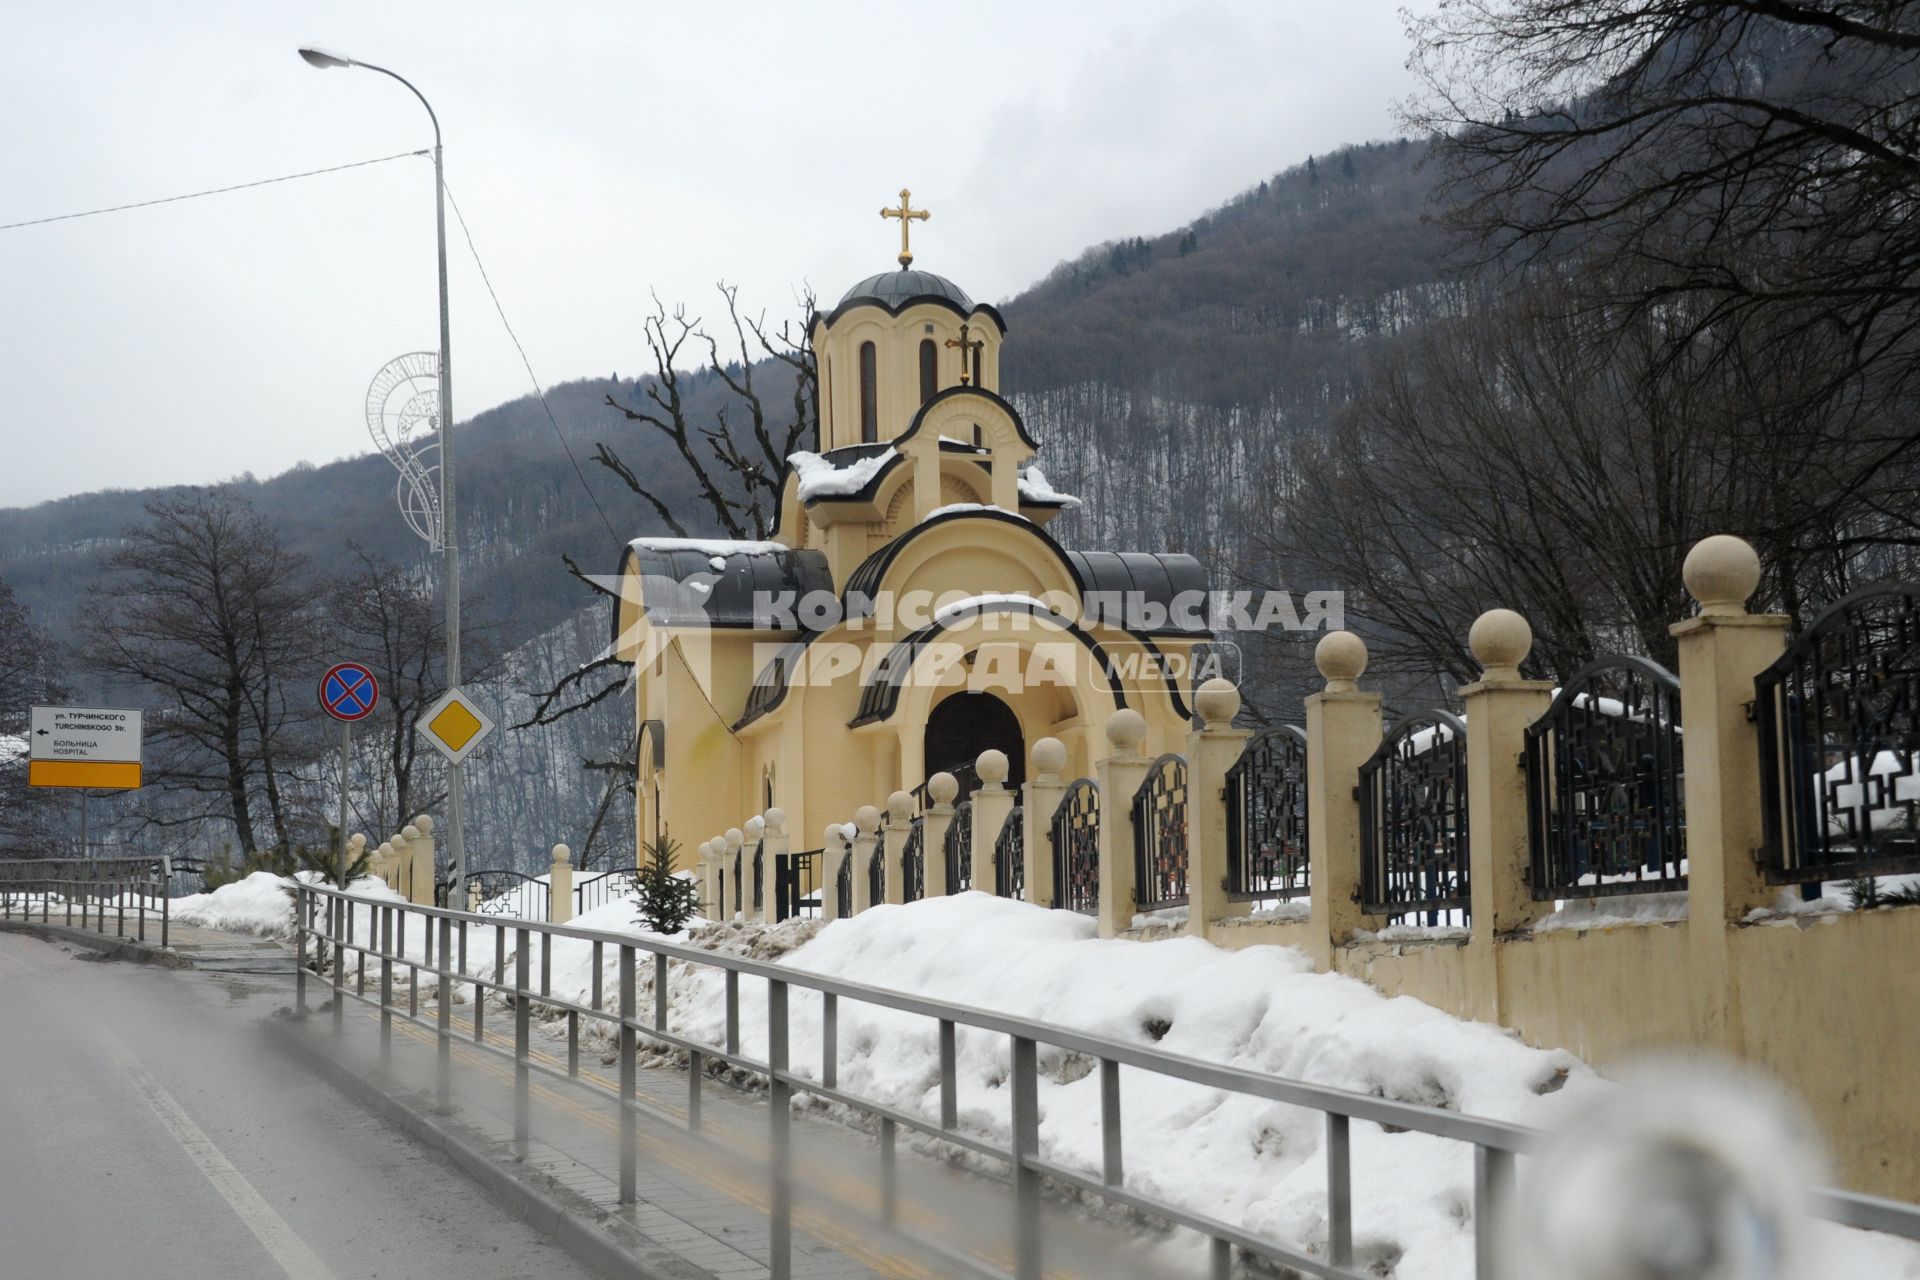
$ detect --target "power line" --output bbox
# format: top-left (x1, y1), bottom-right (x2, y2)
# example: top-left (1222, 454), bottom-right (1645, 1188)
top-left (0, 150), bottom-right (429, 231)
top-left (441, 177), bottom-right (623, 544)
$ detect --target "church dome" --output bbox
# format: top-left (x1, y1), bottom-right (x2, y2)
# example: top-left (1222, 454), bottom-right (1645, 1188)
top-left (838, 269), bottom-right (974, 311)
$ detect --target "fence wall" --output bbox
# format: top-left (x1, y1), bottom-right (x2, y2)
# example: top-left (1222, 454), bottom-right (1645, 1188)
top-left (666, 534), bottom-right (1920, 1201)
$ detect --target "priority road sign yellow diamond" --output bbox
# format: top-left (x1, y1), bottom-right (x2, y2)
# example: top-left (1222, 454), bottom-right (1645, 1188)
top-left (429, 700), bottom-right (484, 752)
top-left (416, 687), bottom-right (497, 765)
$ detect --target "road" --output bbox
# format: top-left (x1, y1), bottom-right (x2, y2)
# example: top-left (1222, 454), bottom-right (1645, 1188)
top-left (0, 929), bottom-right (601, 1280)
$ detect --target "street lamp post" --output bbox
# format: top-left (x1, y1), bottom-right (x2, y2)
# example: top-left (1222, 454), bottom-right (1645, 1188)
top-left (300, 47), bottom-right (466, 906)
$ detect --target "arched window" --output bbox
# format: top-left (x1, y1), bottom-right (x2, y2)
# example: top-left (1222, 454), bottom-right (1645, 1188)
top-left (919, 339), bottom-right (937, 403)
top-left (971, 343), bottom-right (983, 389)
top-left (859, 341), bottom-right (878, 443)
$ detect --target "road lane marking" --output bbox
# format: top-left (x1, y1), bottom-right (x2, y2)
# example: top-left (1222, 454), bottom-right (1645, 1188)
top-left (123, 1056), bottom-right (340, 1280)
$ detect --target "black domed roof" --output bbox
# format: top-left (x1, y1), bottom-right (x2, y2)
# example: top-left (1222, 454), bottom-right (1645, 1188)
top-left (838, 269), bottom-right (974, 310)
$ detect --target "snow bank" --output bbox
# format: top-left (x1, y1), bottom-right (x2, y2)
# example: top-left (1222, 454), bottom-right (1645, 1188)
top-left (520, 894), bottom-right (1594, 1276)
top-left (171, 871), bottom-right (408, 940)
top-left (276, 887), bottom-right (1920, 1277)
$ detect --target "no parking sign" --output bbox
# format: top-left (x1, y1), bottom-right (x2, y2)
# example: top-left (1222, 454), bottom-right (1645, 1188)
top-left (319, 663), bottom-right (380, 722)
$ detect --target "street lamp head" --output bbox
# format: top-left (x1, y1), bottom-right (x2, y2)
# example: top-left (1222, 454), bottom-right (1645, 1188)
top-left (298, 46), bottom-right (353, 70)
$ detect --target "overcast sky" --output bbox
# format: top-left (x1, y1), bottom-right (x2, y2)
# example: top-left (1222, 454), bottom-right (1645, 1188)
top-left (2, 1), bottom-right (1431, 509)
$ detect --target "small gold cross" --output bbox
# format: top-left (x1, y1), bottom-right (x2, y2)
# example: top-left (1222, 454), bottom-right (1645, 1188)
top-left (945, 322), bottom-right (985, 385)
top-left (880, 188), bottom-right (930, 267)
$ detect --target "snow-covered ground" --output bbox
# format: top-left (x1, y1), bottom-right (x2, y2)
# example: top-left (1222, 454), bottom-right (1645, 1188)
top-left (153, 876), bottom-right (1920, 1277)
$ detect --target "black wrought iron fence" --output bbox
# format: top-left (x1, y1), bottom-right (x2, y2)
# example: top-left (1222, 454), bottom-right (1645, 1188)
top-left (901, 818), bottom-right (926, 903)
top-left (914, 761), bottom-right (983, 809)
top-left (1526, 656), bottom-right (1686, 899)
top-left (773, 849), bottom-right (821, 921)
top-left (1226, 726), bottom-right (1309, 903)
top-left (867, 833), bottom-right (886, 907)
top-left (1360, 712), bottom-right (1470, 925)
top-left (752, 839), bottom-right (765, 916)
top-left (835, 847), bottom-right (853, 917)
top-left (574, 867), bottom-right (640, 916)
top-left (732, 846), bottom-right (744, 919)
top-left (1757, 584), bottom-right (1920, 884)
top-left (995, 805), bottom-right (1024, 900)
top-left (449, 869), bottom-right (550, 921)
top-left (945, 799), bottom-right (974, 894)
top-left (1050, 779), bottom-right (1100, 915)
top-left (1132, 754), bottom-right (1190, 911)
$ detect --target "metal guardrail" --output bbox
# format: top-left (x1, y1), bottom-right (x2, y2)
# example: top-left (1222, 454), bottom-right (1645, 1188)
top-left (0, 857), bottom-right (172, 949)
top-left (291, 882), bottom-right (1920, 1280)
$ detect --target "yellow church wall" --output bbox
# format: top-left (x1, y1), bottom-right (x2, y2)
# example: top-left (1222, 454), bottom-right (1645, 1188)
top-left (657, 638), bottom-right (746, 865)
top-left (814, 303), bottom-right (1003, 453)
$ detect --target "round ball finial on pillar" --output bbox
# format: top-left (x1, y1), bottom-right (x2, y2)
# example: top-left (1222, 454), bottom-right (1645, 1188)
top-left (976, 749), bottom-right (1010, 787)
top-left (1684, 535), bottom-right (1762, 617)
top-left (764, 807), bottom-right (786, 836)
top-left (824, 823), bottom-right (845, 848)
top-left (1031, 737), bottom-right (1067, 782)
top-left (887, 791), bottom-right (915, 823)
top-left (1315, 631), bottom-right (1369, 693)
top-left (1105, 708), bottom-right (1147, 754)
top-left (1194, 677), bottom-right (1242, 730)
top-left (401, 824), bottom-right (420, 842)
top-left (854, 805), bottom-right (882, 835)
top-left (348, 833), bottom-right (366, 853)
top-left (413, 815), bottom-right (433, 835)
top-left (1469, 609), bottom-right (1534, 681)
top-left (928, 771), bottom-right (959, 806)
top-left (724, 827), bottom-right (744, 852)
top-left (551, 843), bottom-right (572, 866)
top-left (745, 815), bottom-right (766, 840)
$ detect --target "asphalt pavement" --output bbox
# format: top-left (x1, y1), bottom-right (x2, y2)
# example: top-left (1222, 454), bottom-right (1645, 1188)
top-left (0, 929), bottom-right (601, 1280)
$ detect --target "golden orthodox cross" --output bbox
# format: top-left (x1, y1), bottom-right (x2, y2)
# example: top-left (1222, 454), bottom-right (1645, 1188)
top-left (880, 188), bottom-right (930, 267)
top-left (946, 322), bottom-right (985, 385)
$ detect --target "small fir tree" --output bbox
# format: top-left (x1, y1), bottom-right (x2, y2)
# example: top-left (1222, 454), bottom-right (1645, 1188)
top-left (633, 838), bottom-right (699, 935)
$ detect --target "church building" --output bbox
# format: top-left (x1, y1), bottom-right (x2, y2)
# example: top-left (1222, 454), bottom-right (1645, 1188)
top-left (611, 193), bottom-right (1213, 860)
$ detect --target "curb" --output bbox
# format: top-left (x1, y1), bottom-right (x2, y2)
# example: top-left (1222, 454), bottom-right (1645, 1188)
top-left (0, 920), bottom-right (190, 968)
top-left (263, 1015), bottom-right (681, 1280)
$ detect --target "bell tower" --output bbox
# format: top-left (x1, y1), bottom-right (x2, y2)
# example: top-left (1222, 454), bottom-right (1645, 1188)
top-left (811, 189), bottom-right (1007, 451)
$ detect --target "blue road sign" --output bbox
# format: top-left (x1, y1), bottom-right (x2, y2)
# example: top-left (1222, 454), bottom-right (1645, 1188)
top-left (320, 663), bottom-right (380, 722)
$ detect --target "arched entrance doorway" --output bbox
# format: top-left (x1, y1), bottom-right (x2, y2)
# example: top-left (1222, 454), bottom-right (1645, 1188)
top-left (924, 691), bottom-right (1024, 802)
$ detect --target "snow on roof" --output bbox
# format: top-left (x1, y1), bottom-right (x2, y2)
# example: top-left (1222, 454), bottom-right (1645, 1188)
top-left (924, 502), bottom-right (1028, 522)
top-left (628, 536), bottom-right (789, 557)
top-left (1018, 465), bottom-right (1080, 508)
top-left (789, 450), bottom-right (892, 500)
top-left (932, 591), bottom-right (1054, 626)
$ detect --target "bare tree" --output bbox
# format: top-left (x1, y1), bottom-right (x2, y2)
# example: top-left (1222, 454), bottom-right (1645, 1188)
top-left (526, 284), bottom-right (819, 729)
top-left (593, 283), bottom-right (819, 541)
top-left (1268, 272), bottom-right (1910, 685)
top-left (0, 578), bottom-right (67, 853)
top-left (1408, 1), bottom-right (1920, 514)
top-left (88, 488), bottom-right (319, 855)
